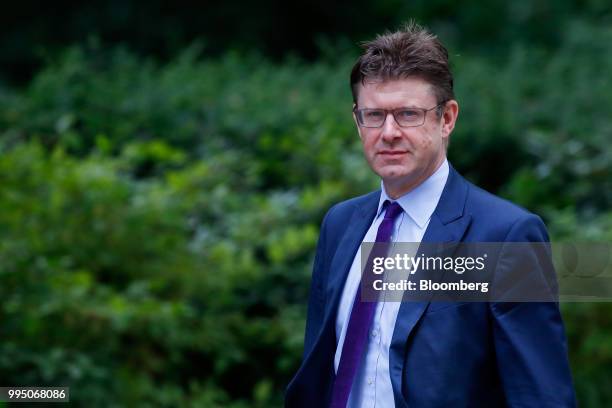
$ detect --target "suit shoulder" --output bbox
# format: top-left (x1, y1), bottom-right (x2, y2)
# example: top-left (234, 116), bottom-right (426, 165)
top-left (323, 190), bottom-right (379, 228)
top-left (464, 180), bottom-right (547, 240)
top-left (326, 190), bottom-right (379, 218)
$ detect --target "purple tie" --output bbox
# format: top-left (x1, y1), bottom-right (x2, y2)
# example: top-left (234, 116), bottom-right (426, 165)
top-left (330, 201), bottom-right (404, 408)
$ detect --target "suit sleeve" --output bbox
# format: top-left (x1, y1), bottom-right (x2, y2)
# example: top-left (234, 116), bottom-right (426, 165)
top-left (490, 215), bottom-right (577, 407)
top-left (302, 206), bottom-right (333, 357)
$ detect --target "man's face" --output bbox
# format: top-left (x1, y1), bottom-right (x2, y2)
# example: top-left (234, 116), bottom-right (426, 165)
top-left (353, 77), bottom-right (458, 198)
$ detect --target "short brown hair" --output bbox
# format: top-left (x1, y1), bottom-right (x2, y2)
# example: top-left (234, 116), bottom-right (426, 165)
top-left (350, 21), bottom-right (454, 108)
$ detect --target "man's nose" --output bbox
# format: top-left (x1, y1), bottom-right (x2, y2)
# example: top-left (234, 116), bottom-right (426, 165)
top-left (381, 112), bottom-right (402, 141)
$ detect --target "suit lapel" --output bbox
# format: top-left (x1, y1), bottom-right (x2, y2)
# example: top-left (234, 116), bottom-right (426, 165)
top-left (300, 193), bottom-right (380, 406)
top-left (324, 194), bottom-right (380, 324)
top-left (389, 166), bottom-right (473, 407)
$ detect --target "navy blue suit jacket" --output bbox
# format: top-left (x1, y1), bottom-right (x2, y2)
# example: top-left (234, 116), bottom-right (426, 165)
top-left (285, 165), bottom-right (576, 407)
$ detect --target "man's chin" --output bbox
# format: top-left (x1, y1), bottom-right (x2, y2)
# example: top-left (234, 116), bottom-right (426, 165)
top-left (375, 166), bottom-right (414, 181)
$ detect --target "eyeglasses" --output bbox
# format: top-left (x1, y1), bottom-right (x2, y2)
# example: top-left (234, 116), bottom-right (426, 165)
top-left (353, 101), bottom-right (447, 128)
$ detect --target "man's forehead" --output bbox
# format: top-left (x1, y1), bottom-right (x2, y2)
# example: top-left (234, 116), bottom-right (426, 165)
top-left (362, 76), bottom-right (431, 90)
top-left (358, 77), bottom-right (435, 103)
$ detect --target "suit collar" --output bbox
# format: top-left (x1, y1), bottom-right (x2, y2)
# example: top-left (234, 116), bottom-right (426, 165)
top-left (432, 162), bottom-right (469, 225)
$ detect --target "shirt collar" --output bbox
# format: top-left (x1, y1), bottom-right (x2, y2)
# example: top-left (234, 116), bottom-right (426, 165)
top-left (376, 158), bottom-right (449, 229)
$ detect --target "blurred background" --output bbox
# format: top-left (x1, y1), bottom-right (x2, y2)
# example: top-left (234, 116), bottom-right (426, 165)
top-left (0, 1), bottom-right (611, 406)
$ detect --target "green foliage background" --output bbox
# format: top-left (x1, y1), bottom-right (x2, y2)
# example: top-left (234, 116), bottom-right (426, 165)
top-left (0, 10), bottom-right (611, 408)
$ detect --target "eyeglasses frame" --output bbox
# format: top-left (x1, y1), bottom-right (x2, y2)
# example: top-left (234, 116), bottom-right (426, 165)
top-left (353, 100), bottom-right (449, 128)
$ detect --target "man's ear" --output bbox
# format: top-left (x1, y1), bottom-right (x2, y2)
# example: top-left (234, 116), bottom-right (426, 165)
top-left (441, 100), bottom-right (459, 138)
top-left (352, 103), bottom-right (364, 140)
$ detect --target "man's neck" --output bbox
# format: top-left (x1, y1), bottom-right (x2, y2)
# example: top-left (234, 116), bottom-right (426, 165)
top-left (383, 156), bottom-right (446, 199)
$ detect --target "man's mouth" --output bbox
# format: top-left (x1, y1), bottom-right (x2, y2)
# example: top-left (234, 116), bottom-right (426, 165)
top-left (378, 150), bottom-right (408, 157)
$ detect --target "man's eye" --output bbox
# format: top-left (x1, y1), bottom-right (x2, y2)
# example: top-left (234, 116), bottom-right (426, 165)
top-left (365, 110), bottom-right (385, 119)
top-left (397, 110), bottom-right (419, 119)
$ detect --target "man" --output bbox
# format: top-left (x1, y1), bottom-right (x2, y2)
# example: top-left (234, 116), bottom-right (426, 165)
top-left (285, 22), bottom-right (576, 407)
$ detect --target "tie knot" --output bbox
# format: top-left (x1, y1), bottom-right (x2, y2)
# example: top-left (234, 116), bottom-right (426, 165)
top-left (383, 201), bottom-right (403, 221)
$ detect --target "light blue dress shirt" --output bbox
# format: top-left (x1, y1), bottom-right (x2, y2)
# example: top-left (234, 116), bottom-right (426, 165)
top-left (334, 159), bottom-right (449, 408)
